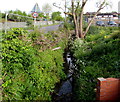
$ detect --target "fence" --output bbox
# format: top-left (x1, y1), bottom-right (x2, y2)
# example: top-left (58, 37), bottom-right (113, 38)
top-left (0, 13), bottom-right (61, 31)
top-left (34, 21), bottom-right (60, 26)
top-left (1, 22), bottom-right (27, 30)
top-left (0, 21), bottom-right (61, 30)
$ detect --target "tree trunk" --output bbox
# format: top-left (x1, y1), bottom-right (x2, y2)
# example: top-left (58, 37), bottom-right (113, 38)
top-left (72, 0), bottom-right (79, 38)
top-left (79, 0), bottom-right (88, 38)
top-left (79, 10), bottom-right (83, 38)
top-left (71, 0), bottom-right (106, 39)
top-left (73, 14), bottom-right (79, 38)
top-left (84, 1), bottom-right (106, 37)
top-left (84, 11), bottom-right (100, 37)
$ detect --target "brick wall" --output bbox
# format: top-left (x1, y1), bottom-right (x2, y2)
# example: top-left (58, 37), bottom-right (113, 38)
top-left (96, 78), bottom-right (120, 101)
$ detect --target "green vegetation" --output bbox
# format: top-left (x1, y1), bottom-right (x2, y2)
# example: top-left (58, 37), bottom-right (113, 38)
top-left (7, 10), bottom-right (31, 22)
top-left (0, 9), bottom-right (64, 24)
top-left (70, 26), bottom-right (120, 101)
top-left (0, 9), bottom-right (49, 22)
top-left (51, 11), bottom-right (64, 21)
top-left (2, 28), bottom-right (67, 100)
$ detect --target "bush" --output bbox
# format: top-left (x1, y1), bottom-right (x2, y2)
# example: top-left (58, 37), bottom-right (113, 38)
top-left (71, 27), bottom-right (120, 101)
top-left (86, 26), bottom-right (101, 35)
top-left (2, 28), bottom-right (66, 101)
top-left (26, 20), bottom-right (33, 26)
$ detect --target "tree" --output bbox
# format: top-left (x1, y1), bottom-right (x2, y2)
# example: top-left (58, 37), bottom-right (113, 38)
top-left (38, 13), bottom-right (45, 18)
top-left (54, 0), bottom-right (110, 38)
top-left (37, 13), bottom-right (45, 21)
top-left (42, 3), bottom-right (52, 20)
top-left (51, 11), bottom-right (63, 21)
top-left (7, 10), bottom-right (31, 22)
top-left (71, 0), bottom-right (110, 38)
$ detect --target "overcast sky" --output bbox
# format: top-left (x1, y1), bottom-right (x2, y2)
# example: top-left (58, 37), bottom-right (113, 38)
top-left (0, 0), bottom-right (119, 14)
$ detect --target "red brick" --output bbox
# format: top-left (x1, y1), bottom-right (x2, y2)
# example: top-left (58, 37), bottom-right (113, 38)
top-left (96, 77), bottom-right (120, 101)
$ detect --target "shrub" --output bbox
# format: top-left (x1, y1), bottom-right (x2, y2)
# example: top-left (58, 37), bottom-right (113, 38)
top-left (26, 20), bottom-right (33, 26)
top-left (71, 28), bottom-right (120, 101)
top-left (2, 28), bottom-right (66, 101)
top-left (86, 26), bottom-right (101, 35)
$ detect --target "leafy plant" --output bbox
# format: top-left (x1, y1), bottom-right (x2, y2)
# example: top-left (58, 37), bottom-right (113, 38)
top-left (71, 27), bottom-right (120, 101)
top-left (2, 28), bottom-right (67, 101)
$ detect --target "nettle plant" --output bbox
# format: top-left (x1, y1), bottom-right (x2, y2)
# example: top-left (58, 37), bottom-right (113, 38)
top-left (2, 28), bottom-right (40, 100)
top-left (2, 28), bottom-right (66, 100)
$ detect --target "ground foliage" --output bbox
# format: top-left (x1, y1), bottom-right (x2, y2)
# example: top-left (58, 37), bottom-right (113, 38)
top-left (71, 26), bottom-right (120, 101)
top-left (2, 28), bottom-right (67, 101)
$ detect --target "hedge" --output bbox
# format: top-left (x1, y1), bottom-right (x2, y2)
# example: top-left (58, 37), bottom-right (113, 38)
top-left (2, 28), bottom-right (67, 101)
top-left (71, 27), bottom-right (120, 101)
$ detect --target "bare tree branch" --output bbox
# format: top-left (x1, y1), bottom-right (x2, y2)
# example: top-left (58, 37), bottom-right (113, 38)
top-left (53, 3), bottom-right (64, 11)
top-left (64, 12), bottom-right (73, 16)
top-left (84, 0), bottom-right (106, 37)
top-left (81, 0), bottom-right (88, 9)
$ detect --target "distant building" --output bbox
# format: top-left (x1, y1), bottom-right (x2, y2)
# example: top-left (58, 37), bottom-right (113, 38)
top-left (84, 12), bottom-right (120, 24)
top-left (118, 1), bottom-right (120, 22)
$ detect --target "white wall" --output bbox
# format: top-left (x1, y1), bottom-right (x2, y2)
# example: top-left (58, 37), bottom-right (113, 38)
top-left (1, 21), bottom-right (61, 30)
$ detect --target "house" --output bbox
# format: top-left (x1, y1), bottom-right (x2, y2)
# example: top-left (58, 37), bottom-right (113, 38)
top-left (84, 12), bottom-right (120, 25)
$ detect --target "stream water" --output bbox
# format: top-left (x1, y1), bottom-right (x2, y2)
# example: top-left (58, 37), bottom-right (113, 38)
top-left (52, 52), bottom-right (75, 102)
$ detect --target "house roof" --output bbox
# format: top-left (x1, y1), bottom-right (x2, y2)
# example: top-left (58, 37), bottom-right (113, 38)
top-left (85, 12), bottom-right (120, 16)
top-left (31, 3), bottom-right (42, 13)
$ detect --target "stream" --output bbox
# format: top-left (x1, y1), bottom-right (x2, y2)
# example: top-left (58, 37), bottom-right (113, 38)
top-left (52, 52), bottom-right (75, 102)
